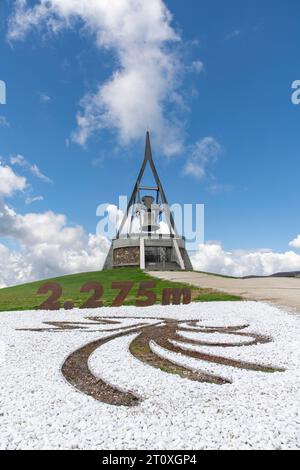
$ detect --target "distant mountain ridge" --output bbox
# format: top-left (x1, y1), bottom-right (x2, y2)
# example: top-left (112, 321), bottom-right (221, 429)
top-left (270, 271), bottom-right (300, 278)
top-left (243, 271), bottom-right (300, 279)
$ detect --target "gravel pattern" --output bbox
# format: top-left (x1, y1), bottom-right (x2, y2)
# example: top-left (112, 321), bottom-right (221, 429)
top-left (0, 301), bottom-right (299, 450)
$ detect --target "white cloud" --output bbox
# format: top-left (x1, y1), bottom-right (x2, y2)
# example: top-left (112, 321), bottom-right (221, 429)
top-left (0, 164), bottom-right (109, 287)
top-left (184, 137), bottom-right (222, 179)
top-left (0, 198), bottom-right (109, 287)
top-left (0, 233), bottom-right (109, 288)
top-left (10, 154), bottom-right (52, 183)
top-left (30, 164), bottom-right (52, 183)
top-left (0, 164), bottom-right (26, 197)
top-left (224, 29), bottom-right (241, 41)
top-left (8, 0), bottom-right (189, 156)
top-left (0, 243), bottom-right (32, 288)
top-left (39, 92), bottom-right (52, 103)
top-left (289, 235), bottom-right (300, 250)
top-left (10, 154), bottom-right (25, 166)
top-left (91, 156), bottom-right (104, 168)
top-left (191, 60), bottom-right (204, 73)
top-left (0, 116), bottom-right (10, 128)
top-left (207, 182), bottom-right (232, 194)
top-left (25, 195), bottom-right (44, 205)
top-left (191, 242), bottom-right (300, 277)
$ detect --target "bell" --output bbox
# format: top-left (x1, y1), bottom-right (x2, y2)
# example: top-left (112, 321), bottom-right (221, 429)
top-left (141, 196), bottom-right (160, 232)
top-left (142, 195), bottom-right (155, 209)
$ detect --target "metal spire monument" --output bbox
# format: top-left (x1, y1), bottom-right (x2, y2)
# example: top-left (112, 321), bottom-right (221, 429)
top-left (103, 132), bottom-right (193, 271)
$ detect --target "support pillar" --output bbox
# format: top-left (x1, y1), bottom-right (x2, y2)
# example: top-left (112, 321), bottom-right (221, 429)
top-left (140, 238), bottom-right (145, 270)
top-left (173, 239), bottom-right (185, 270)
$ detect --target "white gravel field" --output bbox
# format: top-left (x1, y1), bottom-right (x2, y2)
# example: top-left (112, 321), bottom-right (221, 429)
top-left (0, 301), bottom-right (299, 450)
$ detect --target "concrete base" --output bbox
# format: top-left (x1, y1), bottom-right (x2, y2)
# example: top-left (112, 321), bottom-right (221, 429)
top-left (103, 235), bottom-right (193, 271)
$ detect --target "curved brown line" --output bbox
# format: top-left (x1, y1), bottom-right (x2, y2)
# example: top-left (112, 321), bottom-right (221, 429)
top-left (61, 325), bottom-right (152, 406)
top-left (175, 329), bottom-right (271, 348)
top-left (156, 337), bottom-right (285, 373)
top-left (86, 317), bottom-right (122, 324)
top-left (129, 324), bottom-right (230, 385)
top-left (20, 321), bottom-right (149, 333)
top-left (175, 336), bottom-right (259, 348)
top-left (179, 324), bottom-right (251, 333)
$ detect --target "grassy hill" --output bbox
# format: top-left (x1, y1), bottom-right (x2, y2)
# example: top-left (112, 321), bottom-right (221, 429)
top-left (0, 268), bottom-right (241, 312)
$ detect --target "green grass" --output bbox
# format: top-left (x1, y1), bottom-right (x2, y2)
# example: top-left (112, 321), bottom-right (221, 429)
top-left (0, 268), bottom-right (241, 312)
top-left (193, 291), bottom-right (241, 302)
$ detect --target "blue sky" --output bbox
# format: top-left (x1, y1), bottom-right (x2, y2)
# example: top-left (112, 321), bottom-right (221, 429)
top-left (0, 0), bottom-right (300, 284)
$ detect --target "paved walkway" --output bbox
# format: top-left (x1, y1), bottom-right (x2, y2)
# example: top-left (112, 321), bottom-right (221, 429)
top-left (149, 271), bottom-right (300, 314)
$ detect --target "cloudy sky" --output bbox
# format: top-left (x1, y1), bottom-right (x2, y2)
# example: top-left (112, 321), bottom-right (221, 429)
top-left (0, 0), bottom-right (300, 286)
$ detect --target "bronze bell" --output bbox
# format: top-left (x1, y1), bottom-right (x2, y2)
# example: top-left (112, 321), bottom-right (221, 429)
top-left (141, 196), bottom-right (160, 232)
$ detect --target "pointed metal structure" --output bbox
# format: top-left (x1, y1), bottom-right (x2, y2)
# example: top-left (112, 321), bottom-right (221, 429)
top-left (103, 132), bottom-right (193, 271)
top-left (116, 132), bottom-right (176, 239)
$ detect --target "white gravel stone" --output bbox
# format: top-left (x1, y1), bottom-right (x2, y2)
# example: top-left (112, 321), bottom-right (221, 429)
top-left (0, 301), bottom-right (299, 450)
